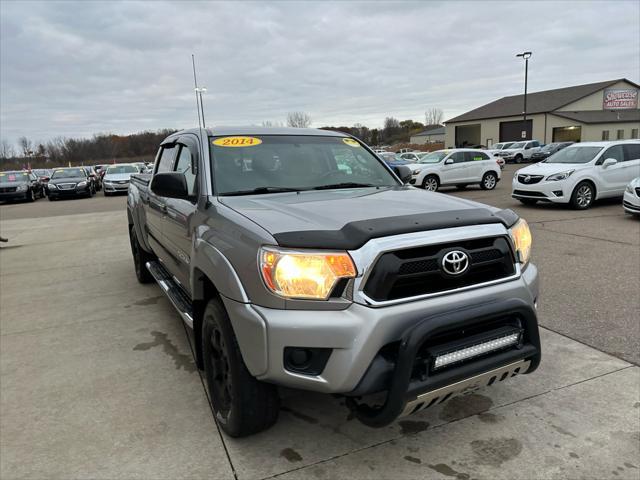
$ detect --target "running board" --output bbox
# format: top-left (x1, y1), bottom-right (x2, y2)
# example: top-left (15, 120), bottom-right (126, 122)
top-left (146, 261), bottom-right (194, 329)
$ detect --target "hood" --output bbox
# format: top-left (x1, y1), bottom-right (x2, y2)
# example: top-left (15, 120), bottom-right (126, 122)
top-left (516, 162), bottom-right (590, 176)
top-left (628, 177), bottom-right (640, 188)
top-left (104, 173), bottom-right (134, 181)
top-left (49, 177), bottom-right (84, 184)
top-left (219, 186), bottom-right (507, 249)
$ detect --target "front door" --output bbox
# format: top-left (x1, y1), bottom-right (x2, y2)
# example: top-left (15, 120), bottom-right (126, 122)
top-left (162, 135), bottom-right (200, 290)
top-left (146, 144), bottom-right (177, 261)
top-left (440, 152), bottom-right (468, 184)
top-left (597, 144), bottom-right (631, 195)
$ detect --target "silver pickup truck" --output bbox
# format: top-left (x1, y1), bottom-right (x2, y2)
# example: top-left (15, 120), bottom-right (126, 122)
top-left (127, 127), bottom-right (541, 437)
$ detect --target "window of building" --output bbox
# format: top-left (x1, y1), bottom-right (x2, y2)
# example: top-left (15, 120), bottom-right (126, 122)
top-left (617, 129), bottom-right (624, 140)
top-left (601, 130), bottom-right (609, 141)
top-left (632, 129), bottom-right (639, 139)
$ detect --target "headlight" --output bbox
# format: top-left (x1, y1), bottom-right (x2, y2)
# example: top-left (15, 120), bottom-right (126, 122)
top-left (77, 181), bottom-right (88, 187)
top-left (546, 170), bottom-right (574, 181)
top-left (47, 183), bottom-right (57, 189)
top-left (509, 218), bottom-right (532, 265)
top-left (412, 169), bottom-right (422, 175)
top-left (259, 247), bottom-right (356, 300)
top-left (626, 184), bottom-right (634, 193)
top-left (16, 184), bottom-right (28, 192)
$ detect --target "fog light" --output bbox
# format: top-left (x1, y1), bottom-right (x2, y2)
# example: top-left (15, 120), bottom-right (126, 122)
top-left (553, 190), bottom-right (563, 197)
top-left (433, 332), bottom-right (521, 370)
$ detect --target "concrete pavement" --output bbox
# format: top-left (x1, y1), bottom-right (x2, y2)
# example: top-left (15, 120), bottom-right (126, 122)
top-left (1, 175), bottom-right (639, 479)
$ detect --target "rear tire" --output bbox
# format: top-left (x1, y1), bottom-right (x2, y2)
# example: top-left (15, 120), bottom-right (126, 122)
top-left (518, 198), bottom-right (538, 206)
top-left (202, 297), bottom-right (279, 437)
top-left (129, 226), bottom-right (154, 283)
top-left (422, 175), bottom-right (439, 192)
top-left (570, 181), bottom-right (594, 210)
top-left (480, 172), bottom-right (498, 190)
top-left (515, 154), bottom-right (524, 164)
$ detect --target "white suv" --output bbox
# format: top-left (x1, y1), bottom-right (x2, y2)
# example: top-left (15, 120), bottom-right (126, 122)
top-left (408, 149), bottom-right (502, 191)
top-left (512, 141), bottom-right (640, 209)
top-left (495, 140), bottom-right (542, 163)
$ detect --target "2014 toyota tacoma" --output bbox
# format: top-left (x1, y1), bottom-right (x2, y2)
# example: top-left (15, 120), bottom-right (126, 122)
top-left (127, 127), bottom-right (541, 437)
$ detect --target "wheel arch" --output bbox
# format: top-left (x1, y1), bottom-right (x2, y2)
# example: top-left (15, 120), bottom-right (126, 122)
top-left (572, 177), bottom-right (598, 199)
top-left (422, 172), bottom-right (440, 188)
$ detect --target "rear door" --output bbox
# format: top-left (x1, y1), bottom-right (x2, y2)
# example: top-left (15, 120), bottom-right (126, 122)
top-left (464, 151), bottom-right (490, 181)
top-left (162, 135), bottom-right (200, 290)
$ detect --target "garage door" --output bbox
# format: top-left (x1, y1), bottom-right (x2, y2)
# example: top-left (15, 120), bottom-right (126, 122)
top-left (500, 120), bottom-right (532, 142)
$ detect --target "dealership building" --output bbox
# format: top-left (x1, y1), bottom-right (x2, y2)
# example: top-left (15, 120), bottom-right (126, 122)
top-left (444, 78), bottom-right (639, 148)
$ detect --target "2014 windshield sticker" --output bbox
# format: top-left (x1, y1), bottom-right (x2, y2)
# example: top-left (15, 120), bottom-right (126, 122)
top-left (212, 137), bottom-right (262, 147)
top-left (342, 138), bottom-right (360, 147)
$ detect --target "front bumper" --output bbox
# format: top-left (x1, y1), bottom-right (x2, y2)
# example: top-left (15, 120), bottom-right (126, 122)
top-left (103, 182), bottom-right (130, 193)
top-left (623, 189), bottom-right (640, 214)
top-left (48, 185), bottom-right (90, 197)
top-left (222, 263), bottom-right (539, 396)
top-left (0, 190), bottom-right (29, 201)
top-left (511, 176), bottom-right (570, 203)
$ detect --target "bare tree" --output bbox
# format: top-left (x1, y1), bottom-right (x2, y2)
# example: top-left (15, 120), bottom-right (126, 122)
top-left (286, 112), bottom-right (311, 128)
top-left (17, 136), bottom-right (33, 157)
top-left (0, 139), bottom-right (16, 160)
top-left (424, 108), bottom-right (444, 126)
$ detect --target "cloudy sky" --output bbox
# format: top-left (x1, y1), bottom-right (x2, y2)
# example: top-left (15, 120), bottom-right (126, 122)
top-left (1, 0), bottom-right (638, 145)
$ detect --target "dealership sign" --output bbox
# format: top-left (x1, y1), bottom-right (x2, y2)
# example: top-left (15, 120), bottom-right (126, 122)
top-left (603, 88), bottom-right (638, 109)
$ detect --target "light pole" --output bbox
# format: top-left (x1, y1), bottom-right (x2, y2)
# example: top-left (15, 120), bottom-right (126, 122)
top-left (516, 51), bottom-right (532, 140)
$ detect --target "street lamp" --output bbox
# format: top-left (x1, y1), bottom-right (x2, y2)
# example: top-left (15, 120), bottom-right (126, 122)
top-left (516, 51), bottom-right (532, 140)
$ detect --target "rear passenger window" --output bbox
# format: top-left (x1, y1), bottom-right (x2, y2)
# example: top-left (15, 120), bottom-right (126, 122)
top-left (623, 144), bottom-right (640, 161)
top-left (156, 145), bottom-right (176, 173)
top-left (174, 145), bottom-right (197, 197)
top-left (465, 152), bottom-right (489, 161)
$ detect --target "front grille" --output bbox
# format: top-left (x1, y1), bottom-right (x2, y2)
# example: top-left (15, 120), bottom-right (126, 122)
top-left (57, 183), bottom-right (76, 190)
top-left (363, 236), bottom-right (516, 302)
top-left (517, 174), bottom-right (544, 184)
top-left (513, 189), bottom-right (547, 197)
top-left (0, 187), bottom-right (17, 193)
top-left (623, 201), bottom-right (640, 211)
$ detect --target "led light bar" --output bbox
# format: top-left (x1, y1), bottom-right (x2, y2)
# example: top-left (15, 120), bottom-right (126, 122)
top-left (433, 332), bottom-right (521, 370)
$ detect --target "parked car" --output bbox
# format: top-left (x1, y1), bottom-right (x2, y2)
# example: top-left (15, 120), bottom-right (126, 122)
top-left (47, 167), bottom-right (93, 200)
top-left (82, 166), bottom-right (101, 192)
top-left (0, 170), bottom-right (45, 202)
top-left (378, 152), bottom-right (410, 167)
top-left (31, 169), bottom-right (53, 184)
top-left (512, 141), bottom-right (640, 209)
top-left (409, 149), bottom-right (501, 191)
top-left (398, 152), bottom-right (428, 163)
top-left (103, 164), bottom-right (140, 195)
top-left (623, 177), bottom-right (640, 216)
top-left (487, 142), bottom-right (515, 154)
top-left (127, 127), bottom-right (540, 437)
top-left (530, 142), bottom-right (574, 162)
top-left (494, 140), bottom-right (542, 163)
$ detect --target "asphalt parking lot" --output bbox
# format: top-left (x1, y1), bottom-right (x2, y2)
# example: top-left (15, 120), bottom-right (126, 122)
top-left (1, 165), bottom-right (639, 480)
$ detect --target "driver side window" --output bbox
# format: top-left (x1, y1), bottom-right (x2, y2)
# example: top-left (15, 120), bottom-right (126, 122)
top-left (449, 152), bottom-right (466, 163)
top-left (174, 145), bottom-right (197, 197)
top-left (601, 145), bottom-right (625, 163)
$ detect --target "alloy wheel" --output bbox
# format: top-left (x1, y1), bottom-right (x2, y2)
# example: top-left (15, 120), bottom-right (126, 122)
top-left (424, 177), bottom-right (438, 191)
top-left (576, 185), bottom-right (593, 208)
top-left (484, 174), bottom-right (496, 189)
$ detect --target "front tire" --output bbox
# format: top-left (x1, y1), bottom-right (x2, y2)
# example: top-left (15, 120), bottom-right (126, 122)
top-left (129, 227), bottom-right (154, 283)
top-left (480, 172), bottom-right (498, 190)
top-left (514, 154), bottom-right (524, 164)
top-left (202, 298), bottom-right (279, 437)
top-left (422, 175), bottom-right (439, 192)
top-left (27, 189), bottom-right (35, 202)
top-left (570, 182), bottom-right (594, 210)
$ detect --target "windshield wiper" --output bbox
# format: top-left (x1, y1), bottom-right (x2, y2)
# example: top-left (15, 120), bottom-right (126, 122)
top-left (313, 182), bottom-right (380, 190)
top-left (219, 186), bottom-right (306, 196)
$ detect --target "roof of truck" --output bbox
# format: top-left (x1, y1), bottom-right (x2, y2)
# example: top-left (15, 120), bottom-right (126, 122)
top-left (173, 126), bottom-right (350, 138)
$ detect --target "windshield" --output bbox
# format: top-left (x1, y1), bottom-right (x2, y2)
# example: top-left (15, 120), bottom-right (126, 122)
top-left (492, 143), bottom-right (504, 150)
top-left (51, 168), bottom-right (86, 179)
top-left (509, 142), bottom-right (526, 149)
top-left (0, 172), bottom-right (29, 183)
top-left (541, 143), bottom-right (559, 152)
top-left (502, 142), bottom-right (515, 149)
top-left (544, 146), bottom-right (603, 164)
top-left (210, 135), bottom-right (398, 195)
top-left (106, 165), bottom-right (138, 174)
top-left (417, 151), bottom-right (448, 164)
top-left (32, 169), bottom-right (48, 176)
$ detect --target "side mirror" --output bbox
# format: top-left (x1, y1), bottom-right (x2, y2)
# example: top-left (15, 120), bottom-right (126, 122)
top-left (602, 158), bottom-right (617, 168)
top-left (444, 158), bottom-right (453, 165)
top-left (151, 172), bottom-right (189, 199)
top-left (393, 165), bottom-right (412, 184)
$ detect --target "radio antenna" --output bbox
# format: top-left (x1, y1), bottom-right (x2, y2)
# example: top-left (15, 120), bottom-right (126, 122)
top-left (191, 54), bottom-right (207, 129)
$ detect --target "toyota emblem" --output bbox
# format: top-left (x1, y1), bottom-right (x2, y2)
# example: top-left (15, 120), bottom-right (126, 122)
top-left (441, 250), bottom-right (470, 276)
